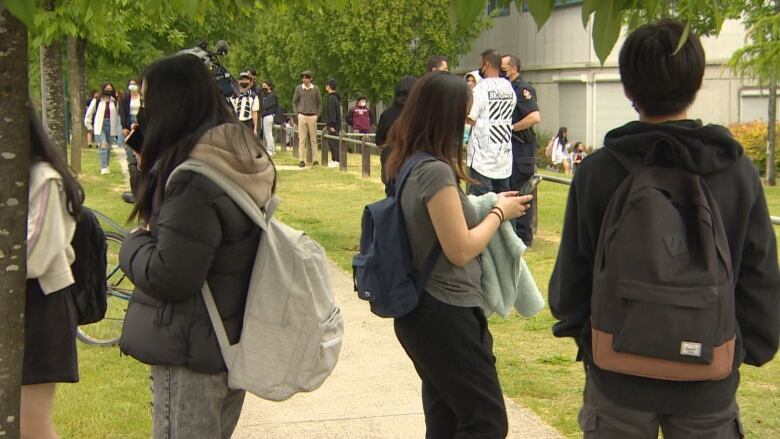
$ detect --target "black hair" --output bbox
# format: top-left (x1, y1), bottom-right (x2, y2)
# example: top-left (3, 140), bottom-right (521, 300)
top-left (556, 127), bottom-right (568, 146)
top-left (132, 53), bottom-right (272, 223)
top-left (326, 79), bottom-right (338, 91)
top-left (29, 101), bottom-right (84, 218)
top-left (619, 18), bottom-right (705, 117)
top-left (263, 79), bottom-right (274, 90)
top-left (480, 49), bottom-right (501, 70)
top-left (386, 72), bottom-right (471, 182)
top-left (426, 55), bottom-right (448, 72)
top-left (101, 82), bottom-right (116, 98)
top-left (502, 54), bottom-right (521, 71)
top-left (393, 76), bottom-right (416, 107)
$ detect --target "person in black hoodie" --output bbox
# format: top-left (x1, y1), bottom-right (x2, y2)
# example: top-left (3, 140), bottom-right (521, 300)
top-left (549, 19), bottom-right (780, 438)
top-left (376, 75), bottom-right (416, 185)
top-left (118, 54), bottom-right (276, 439)
top-left (325, 79), bottom-right (341, 167)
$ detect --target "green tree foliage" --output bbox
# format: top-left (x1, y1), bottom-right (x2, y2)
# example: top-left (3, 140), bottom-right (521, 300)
top-left (728, 0), bottom-right (780, 184)
top-left (728, 2), bottom-right (779, 89)
top-left (230, 0), bottom-right (489, 109)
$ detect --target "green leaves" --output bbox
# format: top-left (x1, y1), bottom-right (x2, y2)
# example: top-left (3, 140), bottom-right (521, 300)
top-left (672, 22), bottom-right (690, 55)
top-left (5, 0), bottom-right (36, 28)
top-left (449, 0), bottom-right (486, 30)
top-left (592, 0), bottom-right (626, 65)
top-left (526, 0), bottom-right (554, 30)
top-left (581, 0), bottom-right (599, 28)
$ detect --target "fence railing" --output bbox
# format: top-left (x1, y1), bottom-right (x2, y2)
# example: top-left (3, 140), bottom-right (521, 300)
top-left (272, 123), bottom-right (379, 177)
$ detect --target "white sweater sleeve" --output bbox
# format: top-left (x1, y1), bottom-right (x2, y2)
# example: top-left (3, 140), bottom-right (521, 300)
top-left (84, 99), bottom-right (96, 131)
top-left (27, 177), bottom-right (76, 293)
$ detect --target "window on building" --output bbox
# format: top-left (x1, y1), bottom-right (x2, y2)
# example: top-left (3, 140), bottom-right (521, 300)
top-left (521, 0), bottom-right (582, 12)
top-left (488, 0), bottom-right (510, 17)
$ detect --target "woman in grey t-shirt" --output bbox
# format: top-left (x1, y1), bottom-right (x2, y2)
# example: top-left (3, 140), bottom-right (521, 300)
top-left (385, 72), bottom-right (532, 438)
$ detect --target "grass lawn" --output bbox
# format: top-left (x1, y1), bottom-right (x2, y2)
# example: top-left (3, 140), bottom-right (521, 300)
top-left (54, 148), bottom-right (150, 438)
top-left (60, 147), bottom-right (780, 438)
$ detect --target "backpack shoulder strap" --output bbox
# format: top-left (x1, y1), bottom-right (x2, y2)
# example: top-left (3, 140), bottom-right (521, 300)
top-left (394, 153), bottom-right (437, 197)
top-left (392, 153), bottom-right (443, 293)
top-left (168, 159), bottom-right (274, 229)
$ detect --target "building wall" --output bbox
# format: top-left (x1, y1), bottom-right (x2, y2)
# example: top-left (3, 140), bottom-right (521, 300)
top-left (457, 5), bottom-right (771, 148)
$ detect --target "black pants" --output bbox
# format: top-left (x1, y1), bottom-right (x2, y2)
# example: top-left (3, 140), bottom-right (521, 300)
top-left (327, 136), bottom-right (340, 163)
top-left (394, 292), bottom-right (508, 439)
top-left (125, 146), bottom-right (140, 196)
top-left (510, 141), bottom-right (537, 246)
top-left (467, 168), bottom-right (510, 196)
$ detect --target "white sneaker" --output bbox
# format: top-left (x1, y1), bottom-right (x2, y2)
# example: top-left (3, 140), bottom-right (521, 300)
top-left (100, 168), bottom-right (110, 175)
top-left (328, 161), bottom-right (339, 168)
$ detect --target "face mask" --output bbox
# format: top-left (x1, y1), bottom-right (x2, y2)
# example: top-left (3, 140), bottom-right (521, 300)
top-left (239, 82), bottom-right (250, 88)
top-left (128, 84), bottom-right (139, 92)
top-left (261, 87), bottom-right (269, 92)
top-left (103, 89), bottom-right (114, 97)
top-left (499, 70), bottom-right (507, 79)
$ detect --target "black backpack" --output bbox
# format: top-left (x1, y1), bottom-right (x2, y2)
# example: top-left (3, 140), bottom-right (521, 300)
top-left (591, 149), bottom-right (735, 381)
top-left (70, 208), bottom-right (108, 325)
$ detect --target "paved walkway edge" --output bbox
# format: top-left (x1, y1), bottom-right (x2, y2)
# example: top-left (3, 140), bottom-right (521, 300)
top-left (233, 261), bottom-right (564, 439)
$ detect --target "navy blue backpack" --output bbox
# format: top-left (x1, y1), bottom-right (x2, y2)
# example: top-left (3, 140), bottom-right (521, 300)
top-left (353, 153), bottom-right (442, 318)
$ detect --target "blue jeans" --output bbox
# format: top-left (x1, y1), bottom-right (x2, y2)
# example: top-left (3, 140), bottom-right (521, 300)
top-left (151, 365), bottom-right (245, 439)
top-left (97, 119), bottom-right (113, 169)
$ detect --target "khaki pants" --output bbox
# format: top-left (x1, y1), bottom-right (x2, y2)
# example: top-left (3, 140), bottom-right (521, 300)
top-left (297, 114), bottom-right (319, 163)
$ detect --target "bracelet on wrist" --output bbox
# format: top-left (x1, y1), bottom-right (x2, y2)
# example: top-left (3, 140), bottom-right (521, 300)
top-left (488, 210), bottom-right (503, 223)
top-left (491, 206), bottom-right (506, 222)
top-left (489, 208), bottom-right (504, 222)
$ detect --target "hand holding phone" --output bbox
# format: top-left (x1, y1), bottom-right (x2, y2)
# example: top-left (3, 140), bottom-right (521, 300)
top-left (518, 175), bottom-right (543, 195)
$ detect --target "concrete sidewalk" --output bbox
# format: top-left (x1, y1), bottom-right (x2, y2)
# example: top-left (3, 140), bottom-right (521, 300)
top-left (233, 261), bottom-right (564, 439)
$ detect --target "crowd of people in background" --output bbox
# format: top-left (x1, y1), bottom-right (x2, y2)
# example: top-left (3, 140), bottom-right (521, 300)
top-left (29, 19), bottom-right (772, 439)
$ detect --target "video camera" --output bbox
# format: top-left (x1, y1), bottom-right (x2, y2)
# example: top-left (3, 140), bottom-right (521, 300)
top-left (179, 40), bottom-right (238, 98)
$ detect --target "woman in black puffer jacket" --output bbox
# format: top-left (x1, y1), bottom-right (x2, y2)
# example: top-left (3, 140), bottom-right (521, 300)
top-left (119, 54), bottom-right (276, 439)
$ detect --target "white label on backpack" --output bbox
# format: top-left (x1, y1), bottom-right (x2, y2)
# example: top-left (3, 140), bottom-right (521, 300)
top-left (680, 341), bottom-right (702, 357)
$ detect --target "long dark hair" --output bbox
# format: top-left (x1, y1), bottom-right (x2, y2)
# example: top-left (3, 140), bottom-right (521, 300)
top-left (132, 53), bottom-right (257, 222)
top-left (29, 102), bottom-right (84, 218)
top-left (393, 76), bottom-right (416, 108)
top-left (556, 127), bottom-right (568, 146)
top-left (385, 72), bottom-right (471, 182)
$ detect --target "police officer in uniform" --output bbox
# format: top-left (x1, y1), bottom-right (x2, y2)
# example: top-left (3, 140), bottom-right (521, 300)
top-left (502, 54), bottom-right (541, 246)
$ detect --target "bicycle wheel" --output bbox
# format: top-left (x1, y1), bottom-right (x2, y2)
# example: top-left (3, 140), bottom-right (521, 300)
top-left (77, 231), bottom-right (132, 346)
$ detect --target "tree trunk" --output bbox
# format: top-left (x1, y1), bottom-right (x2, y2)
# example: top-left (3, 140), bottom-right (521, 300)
top-left (67, 36), bottom-right (87, 173)
top-left (40, 26), bottom-right (67, 163)
top-left (0, 3), bottom-right (30, 439)
top-left (767, 78), bottom-right (777, 186)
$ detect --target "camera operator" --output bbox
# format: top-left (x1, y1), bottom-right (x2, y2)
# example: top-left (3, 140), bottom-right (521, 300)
top-left (230, 71), bottom-right (260, 136)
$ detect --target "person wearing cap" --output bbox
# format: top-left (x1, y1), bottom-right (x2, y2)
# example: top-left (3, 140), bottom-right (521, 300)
top-left (346, 95), bottom-right (375, 135)
top-left (292, 70), bottom-right (322, 167)
top-left (230, 71), bottom-right (260, 135)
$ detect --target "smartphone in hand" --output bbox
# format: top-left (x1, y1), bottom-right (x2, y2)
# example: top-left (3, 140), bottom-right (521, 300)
top-left (124, 129), bottom-right (144, 154)
top-left (519, 175), bottom-right (543, 195)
